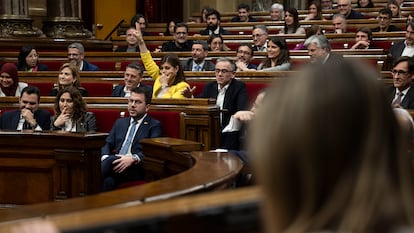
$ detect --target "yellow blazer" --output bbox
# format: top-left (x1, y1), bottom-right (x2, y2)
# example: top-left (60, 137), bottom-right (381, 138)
top-left (141, 51), bottom-right (189, 98)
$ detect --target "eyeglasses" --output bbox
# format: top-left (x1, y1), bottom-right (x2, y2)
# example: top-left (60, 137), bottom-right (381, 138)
top-left (337, 4), bottom-right (348, 8)
top-left (377, 16), bottom-right (390, 21)
top-left (237, 50), bottom-right (251, 55)
top-left (175, 32), bottom-right (187, 35)
top-left (215, 69), bottom-right (232, 74)
top-left (391, 69), bottom-right (410, 76)
top-left (252, 34), bottom-right (264, 38)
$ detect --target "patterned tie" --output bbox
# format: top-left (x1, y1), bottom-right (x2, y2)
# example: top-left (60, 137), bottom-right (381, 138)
top-left (194, 65), bottom-right (201, 71)
top-left (393, 92), bottom-right (404, 105)
top-left (119, 121), bottom-right (137, 155)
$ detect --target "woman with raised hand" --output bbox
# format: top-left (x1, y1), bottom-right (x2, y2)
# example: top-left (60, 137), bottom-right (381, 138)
top-left (133, 23), bottom-right (189, 98)
top-left (52, 86), bottom-right (96, 132)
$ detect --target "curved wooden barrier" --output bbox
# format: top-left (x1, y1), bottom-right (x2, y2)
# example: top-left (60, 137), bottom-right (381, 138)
top-left (0, 147), bottom-right (244, 225)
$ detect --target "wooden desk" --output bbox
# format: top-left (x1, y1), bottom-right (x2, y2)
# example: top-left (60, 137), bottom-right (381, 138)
top-left (0, 147), bottom-right (243, 225)
top-left (0, 131), bottom-right (107, 205)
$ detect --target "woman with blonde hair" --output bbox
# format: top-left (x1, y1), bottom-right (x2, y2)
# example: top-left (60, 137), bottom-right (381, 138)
top-left (251, 60), bottom-right (414, 233)
top-left (49, 63), bottom-right (88, 97)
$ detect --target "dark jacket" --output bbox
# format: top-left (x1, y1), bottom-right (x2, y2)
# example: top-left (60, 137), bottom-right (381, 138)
top-left (81, 60), bottom-right (100, 71)
top-left (200, 27), bottom-right (231, 36)
top-left (0, 109), bottom-right (51, 130)
top-left (161, 41), bottom-right (193, 52)
top-left (115, 46), bottom-right (140, 52)
top-left (51, 112), bottom-right (97, 132)
top-left (112, 84), bottom-right (153, 97)
top-left (181, 59), bottom-right (216, 71)
top-left (388, 85), bottom-right (414, 109)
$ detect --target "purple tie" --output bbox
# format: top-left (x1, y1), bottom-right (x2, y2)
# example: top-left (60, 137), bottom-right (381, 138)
top-left (393, 92), bottom-right (404, 105)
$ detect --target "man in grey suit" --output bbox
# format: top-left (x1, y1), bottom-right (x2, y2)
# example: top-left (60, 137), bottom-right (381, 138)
top-left (181, 40), bottom-right (215, 71)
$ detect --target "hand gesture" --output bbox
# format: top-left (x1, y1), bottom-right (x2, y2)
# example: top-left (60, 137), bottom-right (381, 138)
top-left (112, 155), bottom-right (135, 173)
top-left (182, 86), bottom-right (196, 98)
top-left (233, 110), bottom-right (255, 122)
top-left (21, 108), bottom-right (35, 124)
top-left (54, 107), bottom-right (70, 127)
top-left (133, 22), bottom-right (144, 43)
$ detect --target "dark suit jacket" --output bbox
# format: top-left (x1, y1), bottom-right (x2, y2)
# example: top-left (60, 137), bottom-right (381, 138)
top-left (231, 16), bottom-right (257, 22)
top-left (52, 112), bottom-right (97, 132)
top-left (81, 60), bottom-right (100, 71)
top-left (112, 83), bottom-right (153, 97)
top-left (0, 109), bottom-right (51, 130)
top-left (388, 85), bottom-right (414, 109)
top-left (115, 46), bottom-right (140, 52)
top-left (389, 40), bottom-right (406, 63)
top-left (325, 52), bottom-right (345, 64)
top-left (199, 27), bottom-right (231, 36)
top-left (346, 10), bottom-right (364, 19)
top-left (372, 25), bottom-right (401, 32)
top-left (197, 79), bottom-right (249, 128)
top-left (181, 59), bottom-right (216, 71)
top-left (101, 115), bottom-right (162, 160)
top-left (161, 41), bottom-right (193, 52)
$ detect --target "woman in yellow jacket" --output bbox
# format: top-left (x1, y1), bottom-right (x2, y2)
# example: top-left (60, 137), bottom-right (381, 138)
top-left (134, 25), bottom-right (189, 98)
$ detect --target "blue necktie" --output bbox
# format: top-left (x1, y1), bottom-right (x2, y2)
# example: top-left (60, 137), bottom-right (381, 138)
top-left (194, 65), bottom-right (201, 71)
top-left (119, 121), bottom-right (137, 155)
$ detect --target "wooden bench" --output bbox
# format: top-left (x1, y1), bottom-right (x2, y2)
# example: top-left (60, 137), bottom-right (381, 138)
top-left (0, 97), bottom-right (221, 150)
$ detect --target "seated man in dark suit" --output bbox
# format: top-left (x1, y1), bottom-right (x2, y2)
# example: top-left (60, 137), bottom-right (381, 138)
top-left (112, 62), bottom-right (152, 97)
top-left (389, 56), bottom-right (414, 109)
top-left (195, 58), bottom-right (249, 148)
top-left (161, 23), bottom-right (193, 52)
top-left (67, 42), bottom-right (100, 71)
top-left (0, 86), bottom-right (51, 130)
top-left (101, 87), bottom-right (162, 191)
top-left (200, 9), bottom-right (231, 36)
top-left (389, 21), bottom-right (414, 64)
top-left (181, 40), bottom-right (215, 71)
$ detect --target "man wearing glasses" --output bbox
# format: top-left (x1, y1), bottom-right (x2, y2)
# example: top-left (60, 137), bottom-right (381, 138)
top-left (389, 56), bottom-right (414, 109)
top-left (251, 25), bottom-right (269, 52)
top-left (372, 8), bottom-right (400, 32)
top-left (161, 23), bottom-right (193, 52)
top-left (389, 21), bottom-right (414, 63)
top-left (0, 86), bottom-right (51, 130)
top-left (235, 44), bottom-right (257, 71)
top-left (337, 0), bottom-right (364, 19)
top-left (67, 42), bottom-right (100, 71)
top-left (197, 58), bottom-right (248, 148)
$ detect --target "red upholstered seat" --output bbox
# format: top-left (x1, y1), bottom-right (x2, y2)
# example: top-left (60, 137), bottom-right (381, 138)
top-left (81, 82), bottom-right (114, 97)
top-left (27, 82), bottom-right (55, 96)
top-left (148, 111), bottom-right (181, 138)
top-left (246, 83), bottom-right (269, 104)
top-left (187, 81), bottom-right (205, 97)
top-left (89, 109), bottom-right (123, 133)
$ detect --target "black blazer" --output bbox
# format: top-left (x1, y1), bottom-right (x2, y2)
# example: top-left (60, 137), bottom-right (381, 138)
top-left (197, 79), bottom-right (249, 128)
top-left (52, 112), bottom-right (97, 132)
top-left (181, 59), bottom-right (215, 71)
top-left (388, 85), bottom-right (414, 109)
top-left (389, 40), bottom-right (405, 64)
top-left (0, 109), bottom-right (51, 130)
top-left (112, 84), bottom-right (153, 97)
top-left (81, 60), bottom-right (100, 71)
top-left (115, 46), bottom-right (140, 52)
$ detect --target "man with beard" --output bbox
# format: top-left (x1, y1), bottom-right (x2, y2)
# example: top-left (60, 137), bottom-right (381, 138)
top-left (235, 44), bottom-right (257, 71)
top-left (181, 40), bottom-right (215, 71)
top-left (389, 21), bottom-right (414, 63)
top-left (199, 9), bottom-right (231, 36)
top-left (101, 87), bottom-right (161, 191)
top-left (161, 23), bottom-right (193, 52)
